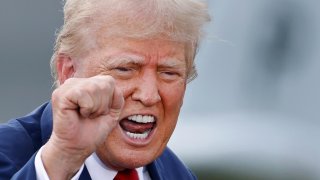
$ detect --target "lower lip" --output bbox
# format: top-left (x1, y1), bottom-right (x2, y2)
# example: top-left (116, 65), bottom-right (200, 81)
top-left (118, 124), bottom-right (157, 146)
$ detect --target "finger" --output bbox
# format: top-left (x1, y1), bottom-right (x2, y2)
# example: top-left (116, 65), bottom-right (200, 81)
top-left (53, 80), bottom-right (98, 119)
top-left (89, 75), bottom-right (115, 118)
top-left (108, 86), bottom-right (124, 120)
top-left (69, 81), bottom-right (101, 118)
top-left (78, 91), bottom-right (96, 118)
top-left (112, 86), bottom-right (124, 111)
top-left (96, 86), bottom-right (124, 133)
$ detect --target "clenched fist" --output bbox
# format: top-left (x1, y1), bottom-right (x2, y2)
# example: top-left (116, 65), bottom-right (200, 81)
top-left (42, 75), bottom-right (124, 179)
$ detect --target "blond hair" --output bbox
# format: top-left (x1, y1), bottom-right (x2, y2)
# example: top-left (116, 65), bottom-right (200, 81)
top-left (51, 0), bottom-right (211, 85)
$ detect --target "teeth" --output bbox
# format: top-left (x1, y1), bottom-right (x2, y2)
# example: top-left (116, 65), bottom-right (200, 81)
top-left (126, 131), bottom-right (150, 139)
top-left (128, 115), bottom-right (155, 123)
top-left (124, 115), bottom-right (155, 139)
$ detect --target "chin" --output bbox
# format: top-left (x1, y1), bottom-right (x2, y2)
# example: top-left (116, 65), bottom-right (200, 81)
top-left (96, 131), bottom-right (168, 170)
top-left (112, 150), bottom-right (156, 169)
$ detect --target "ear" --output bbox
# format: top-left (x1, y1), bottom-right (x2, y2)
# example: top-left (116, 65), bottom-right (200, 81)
top-left (56, 53), bottom-right (75, 85)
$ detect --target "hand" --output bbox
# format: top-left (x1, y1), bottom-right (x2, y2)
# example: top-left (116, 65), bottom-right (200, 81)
top-left (42, 75), bottom-right (124, 179)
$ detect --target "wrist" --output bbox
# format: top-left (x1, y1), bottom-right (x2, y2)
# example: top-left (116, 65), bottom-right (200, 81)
top-left (41, 135), bottom-right (88, 179)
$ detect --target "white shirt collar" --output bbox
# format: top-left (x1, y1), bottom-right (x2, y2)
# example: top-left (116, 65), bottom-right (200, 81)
top-left (85, 153), bottom-right (149, 180)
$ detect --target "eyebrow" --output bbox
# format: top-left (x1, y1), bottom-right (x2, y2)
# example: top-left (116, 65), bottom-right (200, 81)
top-left (103, 54), bottom-right (145, 67)
top-left (101, 54), bottom-right (186, 70)
top-left (158, 59), bottom-right (186, 69)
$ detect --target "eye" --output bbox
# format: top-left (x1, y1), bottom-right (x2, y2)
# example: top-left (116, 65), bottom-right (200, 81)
top-left (111, 66), bottom-right (135, 79)
top-left (163, 71), bottom-right (178, 76)
top-left (115, 67), bottom-right (131, 72)
top-left (159, 71), bottom-right (181, 81)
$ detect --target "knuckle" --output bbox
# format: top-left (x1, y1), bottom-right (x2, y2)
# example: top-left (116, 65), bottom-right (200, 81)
top-left (107, 77), bottom-right (115, 86)
top-left (85, 82), bottom-right (100, 94)
top-left (73, 88), bottom-right (85, 99)
top-left (51, 89), bottom-right (60, 103)
top-left (94, 75), bottom-right (115, 92)
top-left (63, 77), bottom-right (76, 85)
top-left (98, 75), bottom-right (115, 86)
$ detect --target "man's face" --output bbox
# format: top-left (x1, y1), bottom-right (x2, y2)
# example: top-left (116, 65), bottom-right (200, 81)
top-left (74, 37), bottom-right (187, 169)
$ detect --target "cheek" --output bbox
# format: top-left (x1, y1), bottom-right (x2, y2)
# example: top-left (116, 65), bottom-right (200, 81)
top-left (115, 80), bottom-right (134, 99)
top-left (159, 84), bottom-right (185, 141)
top-left (162, 82), bottom-right (186, 109)
top-left (159, 88), bottom-right (185, 140)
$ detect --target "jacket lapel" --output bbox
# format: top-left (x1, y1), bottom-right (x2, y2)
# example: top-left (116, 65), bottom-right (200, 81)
top-left (147, 160), bottom-right (163, 180)
top-left (40, 102), bottom-right (53, 145)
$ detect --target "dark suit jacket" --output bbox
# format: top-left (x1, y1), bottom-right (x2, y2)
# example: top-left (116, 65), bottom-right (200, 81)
top-left (0, 102), bottom-right (196, 180)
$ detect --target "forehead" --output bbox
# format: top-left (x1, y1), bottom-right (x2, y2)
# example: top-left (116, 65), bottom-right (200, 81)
top-left (95, 37), bottom-right (185, 59)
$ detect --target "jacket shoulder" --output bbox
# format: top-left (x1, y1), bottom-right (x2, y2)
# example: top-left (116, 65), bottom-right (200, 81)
top-left (0, 102), bottom-right (48, 179)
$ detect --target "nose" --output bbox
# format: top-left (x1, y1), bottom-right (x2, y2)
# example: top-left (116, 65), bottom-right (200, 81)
top-left (131, 72), bottom-right (161, 106)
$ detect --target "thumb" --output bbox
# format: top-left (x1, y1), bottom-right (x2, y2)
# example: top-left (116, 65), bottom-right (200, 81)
top-left (109, 86), bottom-right (124, 119)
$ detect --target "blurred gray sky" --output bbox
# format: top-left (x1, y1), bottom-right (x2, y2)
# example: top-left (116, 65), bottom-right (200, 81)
top-left (0, 0), bottom-right (61, 121)
top-left (1, 0), bottom-right (320, 179)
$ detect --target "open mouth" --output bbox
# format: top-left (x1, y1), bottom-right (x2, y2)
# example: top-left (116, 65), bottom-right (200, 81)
top-left (120, 115), bottom-right (156, 140)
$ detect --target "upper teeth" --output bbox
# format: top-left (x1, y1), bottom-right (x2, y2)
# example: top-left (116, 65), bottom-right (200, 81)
top-left (128, 115), bottom-right (155, 123)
